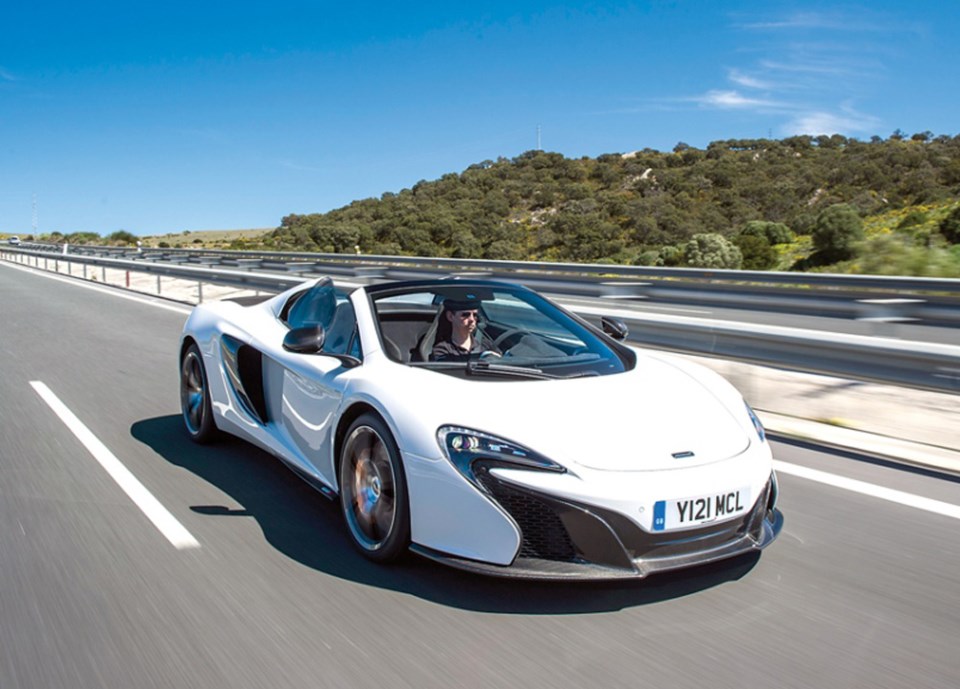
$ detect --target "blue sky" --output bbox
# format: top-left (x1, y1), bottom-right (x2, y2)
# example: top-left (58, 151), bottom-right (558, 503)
top-left (1, 1), bottom-right (957, 236)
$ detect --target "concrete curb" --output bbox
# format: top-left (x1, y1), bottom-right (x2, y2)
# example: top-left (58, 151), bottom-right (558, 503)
top-left (759, 411), bottom-right (960, 475)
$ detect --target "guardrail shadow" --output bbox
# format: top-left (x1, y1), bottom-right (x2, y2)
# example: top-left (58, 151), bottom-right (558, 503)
top-left (132, 414), bottom-right (760, 614)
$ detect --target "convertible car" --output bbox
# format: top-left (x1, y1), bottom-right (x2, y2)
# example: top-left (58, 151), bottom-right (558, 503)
top-left (179, 277), bottom-right (781, 579)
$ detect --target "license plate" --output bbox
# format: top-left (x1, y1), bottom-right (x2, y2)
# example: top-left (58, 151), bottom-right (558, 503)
top-left (653, 487), bottom-right (751, 531)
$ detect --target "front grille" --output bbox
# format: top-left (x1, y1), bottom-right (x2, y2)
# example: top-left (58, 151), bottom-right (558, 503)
top-left (476, 473), bottom-right (576, 561)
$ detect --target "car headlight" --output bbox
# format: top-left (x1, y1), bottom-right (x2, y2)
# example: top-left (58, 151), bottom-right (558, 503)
top-left (437, 426), bottom-right (566, 486)
top-left (745, 402), bottom-right (766, 443)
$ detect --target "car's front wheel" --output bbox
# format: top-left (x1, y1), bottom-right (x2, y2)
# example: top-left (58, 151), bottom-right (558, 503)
top-left (180, 342), bottom-right (220, 443)
top-left (339, 414), bottom-right (410, 562)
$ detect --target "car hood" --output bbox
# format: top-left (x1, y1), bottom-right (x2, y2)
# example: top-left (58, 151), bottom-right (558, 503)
top-left (399, 353), bottom-right (751, 472)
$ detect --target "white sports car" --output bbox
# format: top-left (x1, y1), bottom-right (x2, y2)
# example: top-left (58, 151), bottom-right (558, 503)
top-left (179, 277), bottom-right (781, 579)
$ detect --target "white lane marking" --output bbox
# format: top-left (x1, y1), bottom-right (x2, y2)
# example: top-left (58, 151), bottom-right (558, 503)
top-left (773, 459), bottom-right (960, 521)
top-left (30, 381), bottom-right (201, 550)
top-left (2, 261), bottom-right (192, 315)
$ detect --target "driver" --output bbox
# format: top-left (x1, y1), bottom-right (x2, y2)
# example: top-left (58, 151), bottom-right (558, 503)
top-left (430, 298), bottom-right (502, 362)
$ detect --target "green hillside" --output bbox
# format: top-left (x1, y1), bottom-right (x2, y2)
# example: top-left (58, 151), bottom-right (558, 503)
top-left (263, 133), bottom-right (960, 276)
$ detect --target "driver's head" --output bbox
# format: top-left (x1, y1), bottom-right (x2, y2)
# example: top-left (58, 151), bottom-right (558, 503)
top-left (443, 298), bottom-right (481, 336)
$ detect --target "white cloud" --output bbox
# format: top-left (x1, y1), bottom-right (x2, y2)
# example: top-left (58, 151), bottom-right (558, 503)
top-left (696, 90), bottom-right (783, 110)
top-left (727, 69), bottom-right (771, 90)
top-left (759, 59), bottom-right (858, 78)
top-left (783, 108), bottom-right (881, 136)
top-left (628, 8), bottom-right (898, 140)
top-left (738, 11), bottom-right (893, 33)
top-left (740, 13), bottom-right (843, 31)
top-left (0, 67), bottom-right (17, 82)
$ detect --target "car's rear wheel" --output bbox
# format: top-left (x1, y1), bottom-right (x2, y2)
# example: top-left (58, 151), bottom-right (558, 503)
top-left (180, 343), bottom-right (220, 443)
top-left (339, 414), bottom-right (410, 562)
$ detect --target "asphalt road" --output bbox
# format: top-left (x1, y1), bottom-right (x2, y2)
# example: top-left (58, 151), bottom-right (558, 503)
top-left (2, 263), bottom-right (959, 689)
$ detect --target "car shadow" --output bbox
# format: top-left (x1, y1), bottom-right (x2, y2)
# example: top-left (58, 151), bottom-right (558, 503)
top-left (132, 415), bottom-right (760, 614)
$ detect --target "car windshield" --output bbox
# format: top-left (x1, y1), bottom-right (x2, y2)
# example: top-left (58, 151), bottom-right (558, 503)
top-left (370, 282), bottom-right (629, 379)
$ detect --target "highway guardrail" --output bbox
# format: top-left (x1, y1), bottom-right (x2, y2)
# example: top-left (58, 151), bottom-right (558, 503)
top-left (3, 246), bottom-right (958, 394)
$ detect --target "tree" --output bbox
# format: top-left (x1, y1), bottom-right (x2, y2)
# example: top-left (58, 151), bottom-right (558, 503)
top-left (812, 204), bottom-right (863, 260)
top-left (542, 212), bottom-right (623, 262)
top-left (739, 220), bottom-right (794, 245)
top-left (734, 234), bottom-right (777, 270)
top-left (484, 239), bottom-right (524, 260)
top-left (107, 229), bottom-right (138, 245)
top-left (682, 233), bottom-right (743, 269)
top-left (656, 245), bottom-right (683, 267)
top-left (65, 231), bottom-right (101, 245)
top-left (634, 249), bottom-right (660, 266)
top-left (279, 214), bottom-right (362, 253)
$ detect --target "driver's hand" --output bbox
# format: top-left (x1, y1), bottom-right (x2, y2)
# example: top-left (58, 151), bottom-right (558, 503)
top-left (479, 350), bottom-right (501, 359)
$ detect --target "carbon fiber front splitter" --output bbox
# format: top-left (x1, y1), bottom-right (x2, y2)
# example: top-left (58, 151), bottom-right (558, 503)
top-left (410, 507), bottom-right (783, 581)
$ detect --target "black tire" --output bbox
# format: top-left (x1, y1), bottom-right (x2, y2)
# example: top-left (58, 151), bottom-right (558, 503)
top-left (180, 343), bottom-right (220, 443)
top-left (339, 414), bottom-right (410, 562)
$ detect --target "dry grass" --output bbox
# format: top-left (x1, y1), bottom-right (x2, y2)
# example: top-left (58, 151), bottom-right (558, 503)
top-left (140, 228), bottom-right (272, 248)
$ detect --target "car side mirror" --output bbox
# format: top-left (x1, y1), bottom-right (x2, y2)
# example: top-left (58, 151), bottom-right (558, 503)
top-left (283, 324), bottom-right (326, 354)
top-left (282, 324), bottom-right (362, 368)
top-left (601, 316), bottom-right (628, 341)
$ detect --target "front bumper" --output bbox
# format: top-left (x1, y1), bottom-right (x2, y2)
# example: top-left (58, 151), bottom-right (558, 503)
top-left (412, 470), bottom-right (782, 580)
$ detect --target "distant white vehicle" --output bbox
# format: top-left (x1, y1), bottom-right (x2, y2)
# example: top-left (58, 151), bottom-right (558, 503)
top-left (7, 235), bottom-right (20, 245)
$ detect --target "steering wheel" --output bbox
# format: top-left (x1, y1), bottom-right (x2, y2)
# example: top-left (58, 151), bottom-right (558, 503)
top-left (492, 328), bottom-right (528, 350)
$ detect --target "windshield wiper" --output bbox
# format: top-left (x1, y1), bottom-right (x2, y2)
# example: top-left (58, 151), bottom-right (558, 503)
top-left (465, 360), bottom-right (561, 380)
top-left (416, 359), bottom-right (597, 380)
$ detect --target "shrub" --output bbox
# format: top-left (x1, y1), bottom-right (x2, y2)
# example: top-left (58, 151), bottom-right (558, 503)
top-left (739, 220), bottom-right (794, 245)
top-left (898, 210), bottom-right (928, 229)
top-left (657, 245), bottom-right (683, 266)
top-left (812, 204), bottom-right (864, 261)
top-left (734, 234), bottom-right (777, 270)
top-left (682, 233), bottom-right (743, 269)
top-left (107, 230), bottom-right (139, 245)
top-left (634, 249), bottom-right (660, 266)
top-left (939, 206), bottom-right (960, 244)
top-left (853, 235), bottom-right (960, 277)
